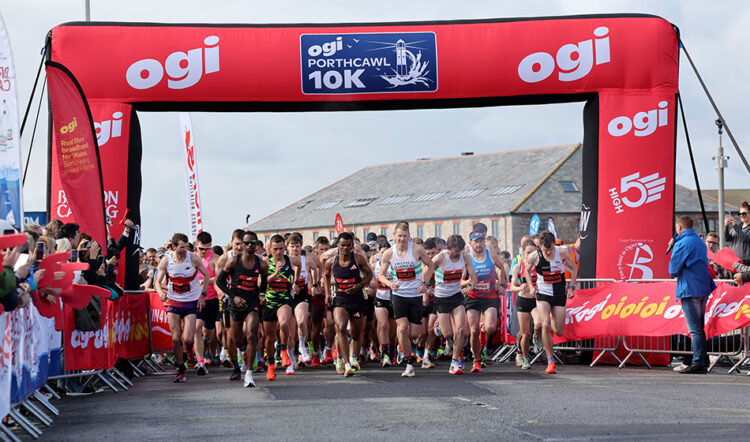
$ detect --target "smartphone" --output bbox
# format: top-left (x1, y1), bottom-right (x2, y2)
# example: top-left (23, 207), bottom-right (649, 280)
top-left (70, 249), bottom-right (79, 262)
top-left (35, 242), bottom-right (44, 260)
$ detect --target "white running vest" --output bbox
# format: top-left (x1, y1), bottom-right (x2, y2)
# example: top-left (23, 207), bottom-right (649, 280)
top-left (434, 250), bottom-right (465, 298)
top-left (167, 251), bottom-right (202, 302)
top-left (389, 242), bottom-right (423, 298)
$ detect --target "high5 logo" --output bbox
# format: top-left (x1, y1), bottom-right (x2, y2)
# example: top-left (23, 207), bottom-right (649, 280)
top-left (609, 172), bottom-right (666, 214)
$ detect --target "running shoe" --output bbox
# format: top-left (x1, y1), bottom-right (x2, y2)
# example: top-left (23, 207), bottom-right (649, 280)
top-left (285, 365), bottom-right (296, 376)
top-left (471, 360), bottom-right (482, 373)
top-left (229, 369), bottom-right (241, 381)
top-left (299, 344), bottom-right (311, 364)
top-left (397, 348), bottom-right (404, 365)
top-left (515, 353), bottom-right (523, 367)
top-left (381, 354), bottom-right (392, 368)
top-left (449, 359), bottom-right (463, 375)
top-left (274, 344), bottom-right (283, 366)
top-left (522, 359), bottom-right (532, 370)
top-left (335, 358), bottom-right (345, 375)
top-left (401, 363), bottom-right (415, 377)
top-left (533, 335), bottom-right (543, 354)
top-left (369, 345), bottom-right (379, 362)
top-left (196, 363), bottom-right (208, 376)
top-left (545, 362), bottom-right (557, 374)
top-left (243, 370), bottom-right (256, 388)
top-left (240, 357), bottom-right (248, 373)
top-left (416, 349), bottom-right (423, 364)
top-left (457, 357), bottom-right (464, 371)
top-left (266, 364), bottom-right (276, 381)
top-left (208, 355), bottom-right (220, 366)
top-left (421, 355), bottom-right (435, 369)
top-left (281, 350), bottom-right (291, 368)
top-left (344, 363), bottom-right (355, 377)
top-left (310, 354), bottom-right (321, 368)
top-left (173, 373), bottom-right (186, 383)
top-left (349, 355), bottom-right (361, 371)
top-left (219, 347), bottom-right (228, 363)
top-left (433, 320), bottom-right (442, 338)
top-left (322, 349), bottom-right (334, 365)
top-left (479, 331), bottom-right (488, 353)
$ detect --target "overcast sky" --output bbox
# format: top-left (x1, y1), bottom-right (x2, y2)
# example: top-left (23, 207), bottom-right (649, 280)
top-left (3, 1), bottom-right (748, 247)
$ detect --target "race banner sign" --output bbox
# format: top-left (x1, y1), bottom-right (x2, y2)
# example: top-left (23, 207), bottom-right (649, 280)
top-left (148, 291), bottom-right (173, 352)
top-left (559, 281), bottom-right (750, 342)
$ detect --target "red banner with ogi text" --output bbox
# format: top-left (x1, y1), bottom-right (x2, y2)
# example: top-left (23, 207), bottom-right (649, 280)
top-left (559, 282), bottom-right (750, 342)
top-left (46, 62), bottom-right (107, 248)
top-left (63, 294), bottom-right (150, 370)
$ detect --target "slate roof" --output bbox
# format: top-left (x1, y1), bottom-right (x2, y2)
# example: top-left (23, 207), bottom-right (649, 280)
top-left (698, 189), bottom-right (747, 210)
top-left (250, 144), bottom-right (581, 231)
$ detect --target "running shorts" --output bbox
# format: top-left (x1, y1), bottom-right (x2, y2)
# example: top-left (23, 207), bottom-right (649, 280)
top-left (464, 295), bottom-right (499, 313)
top-left (536, 292), bottom-right (567, 308)
top-left (516, 295), bottom-right (537, 313)
top-left (332, 294), bottom-right (365, 319)
top-left (196, 298), bottom-right (219, 329)
top-left (374, 297), bottom-right (395, 320)
top-left (392, 295), bottom-right (424, 325)
top-left (165, 299), bottom-right (198, 318)
top-left (435, 292), bottom-right (464, 314)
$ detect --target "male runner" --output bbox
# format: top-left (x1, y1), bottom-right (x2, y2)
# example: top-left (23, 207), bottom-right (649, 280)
top-left (378, 222), bottom-right (435, 377)
top-left (194, 231), bottom-right (220, 376)
top-left (371, 237), bottom-right (396, 367)
top-left (510, 239), bottom-right (541, 370)
top-left (433, 234), bottom-right (477, 375)
top-left (465, 223), bottom-right (506, 373)
top-left (310, 236), bottom-right (330, 366)
top-left (216, 231), bottom-right (268, 387)
top-left (287, 233), bottom-right (321, 365)
top-left (524, 231), bottom-right (577, 374)
top-left (324, 232), bottom-right (373, 376)
top-left (155, 233), bottom-right (210, 383)
top-left (420, 239), bottom-right (440, 368)
top-left (263, 235), bottom-right (302, 379)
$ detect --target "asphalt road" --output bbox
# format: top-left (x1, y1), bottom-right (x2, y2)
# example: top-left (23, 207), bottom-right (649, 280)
top-left (31, 359), bottom-right (750, 441)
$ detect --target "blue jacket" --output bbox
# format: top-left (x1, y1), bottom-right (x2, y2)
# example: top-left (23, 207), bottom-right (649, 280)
top-left (668, 228), bottom-right (716, 299)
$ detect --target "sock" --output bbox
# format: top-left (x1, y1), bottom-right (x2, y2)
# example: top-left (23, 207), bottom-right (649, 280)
top-left (547, 357), bottom-right (555, 364)
top-left (197, 356), bottom-right (204, 365)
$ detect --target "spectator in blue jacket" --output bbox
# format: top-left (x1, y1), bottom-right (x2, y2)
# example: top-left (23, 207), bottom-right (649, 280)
top-left (668, 216), bottom-right (716, 374)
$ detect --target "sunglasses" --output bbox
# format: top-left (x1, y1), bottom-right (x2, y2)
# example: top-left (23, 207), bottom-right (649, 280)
top-left (198, 246), bottom-right (211, 251)
top-left (740, 212), bottom-right (749, 217)
top-left (242, 240), bottom-right (253, 245)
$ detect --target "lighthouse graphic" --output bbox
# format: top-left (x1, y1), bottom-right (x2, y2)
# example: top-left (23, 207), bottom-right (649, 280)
top-left (370, 37), bottom-right (433, 88)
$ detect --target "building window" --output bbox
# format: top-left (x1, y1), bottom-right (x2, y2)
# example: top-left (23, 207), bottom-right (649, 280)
top-left (329, 230), bottom-right (336, 239)
top-left (434, 223), bottom-right (442, 238)
top-left (492, 219), bottom-right (499, 238)
top-left (345, 198), bottom-right (377, 208)
top-left (312, 232), bottom-right (319, 241)
top-left (708, 218), bottom-right (717, 234)
top-left (417, 224), bottom-right (424, 239)
top-left (264, 235), bottom-right (270, 243)
top-left (381, 227), bottom-right (388, 236)
top-left (363, 228), bottom-right (370, 241)
top-left (453, 222), bottom-right (460, 235)
top-left (559, 181), bottom-right (580, 192)
top-left (315, 200), bottom-right (342, 210)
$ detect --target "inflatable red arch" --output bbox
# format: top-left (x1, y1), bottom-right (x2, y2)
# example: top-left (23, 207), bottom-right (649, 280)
top-left (46, 14), bottom-right (679, 287)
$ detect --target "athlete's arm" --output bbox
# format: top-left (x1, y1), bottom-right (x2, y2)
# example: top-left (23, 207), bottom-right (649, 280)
top-left (523, 253), bottom-right (539, 297)
top-left (154, 256), bottom-right (169, 302)
top-left (192, 253), bottom-right (210, 310)
top-left (560, 246), bottom-right (578, 298)
top-left (431, 250), bottom-right (446, 269)
top-left (491, 250), bottom-right (508, 286)
top-left (413, 244), bottom-right (435, 294)
top-left (290, 255), bottom-right (302, 296)
top-left (323, 259), bottom-right (334, 307)
top-left (213, 254), bottom-right (228, 298)
top-left (215, 254), bottom-right (236, 297)
top-left (320, 247), bottom-right (337, 266)
top-left (259, 260), bottom-right (268, 302)
top-left (355, 253), bottom-right (373, 294)
top-left (207, 254), bottom-right (219, 286)
top-left (509, 263), bottom-right (524, 292)
top-left (378, 249), bottom-right (397, 292)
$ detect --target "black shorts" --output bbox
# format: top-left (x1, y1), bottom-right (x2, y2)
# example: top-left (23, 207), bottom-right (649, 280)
top-left (536, 292), bottom-right (567, 308)
top-left (293, 289), bottom-right (312, 310)
top-left (196, 298), bottom-right (219, 329)
top-left (365, 296), bottom-right (375, 321)
top-left (228, 294), bottom-right (261, 323)
top-left (516, 295), bottom-right (537, 313)
top-left (422, 301), bottom-right (435, 318)
top-left (261, 298), bottom-right (293, 322)
top-left (435, 292), bottom-right (464, 314)
top-left (332, 294), bottom-right (365, 320)
top-left (374, 297), bottom-right (395, 319)
top-left (392, 295), bottom-right (424, 325)
top-left (464, 295), bottom-right (499, 313)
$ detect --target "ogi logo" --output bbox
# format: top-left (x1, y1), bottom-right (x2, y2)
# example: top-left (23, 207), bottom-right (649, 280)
top-left (126, 36), bottom-right (219, 90)
top-left (95, 112), bottom-right (123, 147)
top-left (608, 101), bottom-right (669, 137)
top-left (518, 27), bottom-right (610, 83)
top-left (618, 242), bottom-right (654, 280)
top-left (301, 32), bottom-right (438, 94)
top-left (609, 172), bottom-right (666, 214)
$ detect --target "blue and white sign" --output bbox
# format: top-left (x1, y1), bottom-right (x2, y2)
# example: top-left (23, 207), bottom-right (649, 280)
top-left (23, 211), bottom-right (47, 227)
top-left (301, 32), bottom-right (437, 94)
top-left (547, 217), bottom-right (557, 238)
top-left (529, 214), bottom-right (540, 236)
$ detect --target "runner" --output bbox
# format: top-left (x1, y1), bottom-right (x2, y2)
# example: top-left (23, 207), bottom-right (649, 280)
top-left (263, 235), bottom-right (302, 379)
top-left (419, 238), bottom-right (439, 369)
top-left (324, 232), bottom-right (374, 376)
top-left (523, 231), bottom-right (578, 374)
top-left (310, 236), bottom-right (330, 366)
top-left (287, 233), bottom-right (319, 366)
top-left (371, 237), bottom-right (396, 367)
top-left (154, 233), bottom-right (210, 383)
top-left (216, 230), bottom-right (268, 386)
top-left (510, 239), bottom-right (541, 370)
top-left (432, 234), bottom-right (477, 375)
top-left (193, 231), bottom-right (220, 376)
top-left (465, 223), bottom-right (506, 374)
top-left (378, 221), bottom-right (435, 377)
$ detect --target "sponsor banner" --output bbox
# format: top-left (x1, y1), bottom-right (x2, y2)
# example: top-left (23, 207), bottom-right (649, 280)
top-left (707, 247), bottom-right (741, 273)
top-left (23, 211), bottom-right (47, 227)
top-left (179, 113), bottom-right (203, 241)
top-left (49, 18), bottom-right (677, 103)
top-left (6, 303), bottom-right (61, 407)
top-left (46, 62), bottom-right (107, 248)
top-left (300, 32), bottom-right (438, 94)
top-left (148, 291), bottom-right (173, 352)
top-left (63, 294), bottom-right (150, 371)
top-left (334, 213), bottom-right (344, 235)
top-left (0, 314), bottom-right (9, 418)
top-left (559, 281), bottom-right (750, 342)
top-left (0, 14), bottom-right (24, 227)
top-left (596, 92), bottom-right (676, 279)
top-left (529, 214), bottom-right (540, 236)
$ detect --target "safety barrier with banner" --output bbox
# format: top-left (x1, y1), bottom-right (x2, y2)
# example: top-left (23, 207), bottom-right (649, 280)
top-left (147, 291), bottom-right (174, 353)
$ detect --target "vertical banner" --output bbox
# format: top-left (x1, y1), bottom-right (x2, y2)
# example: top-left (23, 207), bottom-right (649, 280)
top-left (0, 14), bottom-right (23, 228)
top-left (334, 213), bottom-right (344, 235)
top-left (148, 291), bottom-right (173, 352)
top-left (0, 314), bottom-right (10, 418)
top-left (179, 112), bottom-right (202, 241)
top-left (46, 62), bottom-right (107, 248)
